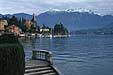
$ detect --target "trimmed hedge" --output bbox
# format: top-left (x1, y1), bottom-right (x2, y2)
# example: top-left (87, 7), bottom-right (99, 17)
top-left (0, 33), bottom-right (19, 44)
top-left (0, 33), bottom-right (25, 75)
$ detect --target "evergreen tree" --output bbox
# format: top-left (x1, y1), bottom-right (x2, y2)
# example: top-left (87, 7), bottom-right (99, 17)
top-left (53, 23), bottom-right (68, 35)
top-left (29, 24), bottom-right (36, 33)
top-left (42, 24), bottom-right (46, 29)
top-left (18, 18), bottom-right (27, 32)
top-left (9, 16), bottom-right (18, 26)
top-left (2, 16), bottom-right (5, 19)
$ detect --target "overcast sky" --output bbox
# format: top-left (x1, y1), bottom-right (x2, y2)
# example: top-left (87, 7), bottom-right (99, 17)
top-left (0, 0), bottom-right (113, 15)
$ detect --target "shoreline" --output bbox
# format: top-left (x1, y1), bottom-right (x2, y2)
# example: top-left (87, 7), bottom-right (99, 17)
top-left (19, 33), bottom-right (70, 38)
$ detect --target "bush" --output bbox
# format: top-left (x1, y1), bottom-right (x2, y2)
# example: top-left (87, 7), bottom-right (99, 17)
top-left (0, 33), bottom-right (19, 44)
top-left (0, 33), bottom-right (25, 75)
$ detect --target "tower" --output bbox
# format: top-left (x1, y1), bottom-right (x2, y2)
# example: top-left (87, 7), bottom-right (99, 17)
top-left (31, 13), bottom-right (36, 27)
top-left (31, 13), bottom-right (41, 33)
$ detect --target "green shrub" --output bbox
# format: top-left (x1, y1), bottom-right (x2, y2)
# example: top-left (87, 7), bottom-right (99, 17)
top-left (0, 44), bottom-right (25, 75)
top-left (0, 33), bottom-right (25, 75)
top-left (0, 33), bottom-right (19, 44)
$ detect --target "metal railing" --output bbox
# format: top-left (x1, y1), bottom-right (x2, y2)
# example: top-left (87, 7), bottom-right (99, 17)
top-left (32, 50), bottom-right (53, 65)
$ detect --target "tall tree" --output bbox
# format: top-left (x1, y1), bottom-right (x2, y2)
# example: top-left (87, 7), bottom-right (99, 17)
top-left (9, 16), bottom-right (18, 26)
top-left (53, 23), bottom-right (68, 35)
top-left (18, 17), bottom-right (27, 32)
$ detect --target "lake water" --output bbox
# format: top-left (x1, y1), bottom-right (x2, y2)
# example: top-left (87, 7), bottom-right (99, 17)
top-left (21, 35), bottom-right (113, 75)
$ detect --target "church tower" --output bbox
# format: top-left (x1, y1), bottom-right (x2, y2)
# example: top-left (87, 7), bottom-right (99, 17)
top-left (31, 13), bottom-right (40, 32)
top-left (31, 13), bottom-right (36, 27)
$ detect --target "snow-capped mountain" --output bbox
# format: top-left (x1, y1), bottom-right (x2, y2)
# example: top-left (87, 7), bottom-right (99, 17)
top-left (46, 8), bottom-right (94, 14)
top-left (1, 9), bottom-right (113, 31)
top-left (66, 8), bottom-right (92, 13)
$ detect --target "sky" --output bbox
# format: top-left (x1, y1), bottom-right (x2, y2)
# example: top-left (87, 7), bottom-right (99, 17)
top-left (0, 0), bottom-right (113, 15)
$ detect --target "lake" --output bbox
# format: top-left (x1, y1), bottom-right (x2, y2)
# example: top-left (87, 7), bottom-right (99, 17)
top-left (21, 35), bottom-right (113, 75)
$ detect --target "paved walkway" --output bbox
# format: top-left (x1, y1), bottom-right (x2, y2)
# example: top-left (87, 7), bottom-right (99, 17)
top-left (26, 60), bottom-right (49, 67)
top-left (25, 60), bottom-right (59, 75)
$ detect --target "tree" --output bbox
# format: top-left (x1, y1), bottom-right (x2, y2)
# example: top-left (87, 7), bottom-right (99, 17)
top-left (0, 33), bottom-right (25, 75)
top-left (18, 18), bottom-right (27, 32)
top-left (53, 23), bottom-right (68, 35)
top-left (9, 16), bottom-right (18, 26)
top-left (29, 24), bottom-right (36, 33)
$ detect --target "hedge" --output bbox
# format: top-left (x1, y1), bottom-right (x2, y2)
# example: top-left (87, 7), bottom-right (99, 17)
top-left (0, 33), bottom-right (19, 44)
top-left (0, 33), bottom-right (25, 75)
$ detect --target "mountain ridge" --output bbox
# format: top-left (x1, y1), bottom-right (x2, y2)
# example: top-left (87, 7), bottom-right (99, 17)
top-left (0, 11), bottom-right (113, 31)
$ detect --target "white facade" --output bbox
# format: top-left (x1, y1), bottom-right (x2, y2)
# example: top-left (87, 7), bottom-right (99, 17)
top-left (40, 28), bottom-right (50, 32)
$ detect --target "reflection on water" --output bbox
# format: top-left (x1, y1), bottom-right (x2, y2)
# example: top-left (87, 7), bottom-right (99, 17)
top-left (20, 35), bottom-right (113, 75)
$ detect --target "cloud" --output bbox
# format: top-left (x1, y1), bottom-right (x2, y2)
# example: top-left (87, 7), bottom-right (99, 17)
top-left (0, 0), bottom-right (113, 15)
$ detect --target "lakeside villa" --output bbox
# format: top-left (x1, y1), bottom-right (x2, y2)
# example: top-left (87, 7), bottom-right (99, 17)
top-left (0, 13), bottom-right (69, 38)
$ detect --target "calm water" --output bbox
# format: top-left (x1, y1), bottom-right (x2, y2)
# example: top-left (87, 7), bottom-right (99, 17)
top-left (21, 35), bottom-right (113, 75)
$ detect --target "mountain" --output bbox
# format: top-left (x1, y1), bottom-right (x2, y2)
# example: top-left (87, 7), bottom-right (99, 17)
top-left (0, 13), bottom-right (32, 20)
top-left (14, 13), bottom-right (32, 19)
top-left (37, 11), bottom-right (113, 31)
top-left (1, 10), bottom-right (113, 31)
top-left (73, 23), bottom-right (113, 35)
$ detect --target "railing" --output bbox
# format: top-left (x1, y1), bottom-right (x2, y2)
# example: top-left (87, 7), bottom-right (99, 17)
top-left (32, 50), bottom-right (53, 65)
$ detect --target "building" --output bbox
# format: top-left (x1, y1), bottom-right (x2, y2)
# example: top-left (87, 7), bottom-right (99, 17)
top-left (24, 13), bottom-right (40, 32)
top-left (39, 26), bottom-right (52, 37)
top-left (0, 20), bottom-right (8, 31)
top-left (40, 25), bottom-right (51, 32)
top-left (31, 13), bottom-right (36, 27)
top-left (6, 25), bottom-right (22, 36)
top-left (31, 13), bottom-right (40, 32)
top-left (40, 28), bottom-right (50, 32)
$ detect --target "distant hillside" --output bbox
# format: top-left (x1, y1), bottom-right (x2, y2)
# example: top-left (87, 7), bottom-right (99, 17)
top-left (73, 23), bottom-right (113, 35)
top-left (37, 11), bottom-right (113, 31)
top-left (14, 13), bottom-right (32, 19)
top-left (0, 13), bottom-right (32, 20)
top-left (1, 11), bottom-right (113, 31)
